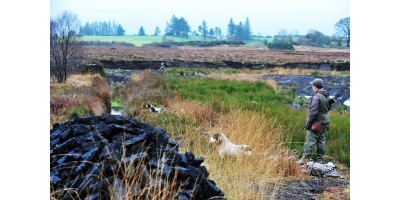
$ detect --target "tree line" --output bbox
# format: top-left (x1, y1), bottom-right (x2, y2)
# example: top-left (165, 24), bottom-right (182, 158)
top-left (266, 17), bottom-right (350, 50)
top-left (76, 14), bottom-right (349, 48)
top-left (51, 11), bottom-right (350, 83)
top-left (79, 21), bottom-right (125, 36)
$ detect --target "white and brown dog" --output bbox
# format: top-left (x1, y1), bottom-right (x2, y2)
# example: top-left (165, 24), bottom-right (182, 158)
top-left (209, 133), bottom-right (252, 158)
top-left (145, 104), bottom-right (163, 113)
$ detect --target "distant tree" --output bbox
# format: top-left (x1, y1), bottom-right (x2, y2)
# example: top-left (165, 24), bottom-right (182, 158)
top-left (79, 20), bottom-right (125, 36)
top-left (335, 17), bottom-right (350, 47)
top-left (306, 29), bottom-right (330, 46)
top-left (79, 22), bottom-right (93, 35)
top-left (198, 20), bottom-right (208, 39)
top-left (235, 22), bottom-right (245, 41)
top-left (50, 11), bottom-right (84, 83)
top-left (209, 28), bottom-right (215, 37)
top-left (116, 24), bottom-right (125, 36)
top-left (138, 26), bottom-right (146, 36)
top-left (266, 38), bottom-right (294, 50)
top-left (164, 15), bottom-right (191, 37)
top-left (154, 26), bottom-right (161, 36)
top-left (227, 18), bottom-right (236, 38)
top-left (277, 29), bottom-right (287, 36)
top-left (214, 27), bottom-right (222, 39)
top-left (290, 29), bottom-right (299, 36)
top-left (243, 17), bottom-right (252, 40)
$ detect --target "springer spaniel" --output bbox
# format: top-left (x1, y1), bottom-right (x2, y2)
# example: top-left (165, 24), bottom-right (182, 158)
top-left (145, 104), bottom-right (164, 113)
top-left (209, 133), bottom-right (252, 158)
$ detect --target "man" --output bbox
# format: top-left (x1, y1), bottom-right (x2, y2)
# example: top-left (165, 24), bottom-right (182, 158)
top-left (297, 78), bottom-right (331, 164)
top-left (159, 62), bottom-right (165, 74)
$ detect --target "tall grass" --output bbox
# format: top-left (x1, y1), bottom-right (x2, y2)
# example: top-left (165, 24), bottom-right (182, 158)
top-left (133, 100), bottom-right (302, 199)
top-left (119, 70), bottom-right (175, 117)
top-left (51, 68), bottom-right (349, 199)
top-left (163, 76), bottom-right (350, 166)
top-left (50, 74), bottom-right (111, 127)
top-left (166, 67), bottom-right (350, 77)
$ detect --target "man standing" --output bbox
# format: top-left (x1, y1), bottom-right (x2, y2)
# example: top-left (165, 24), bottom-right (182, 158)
top-left (297, 78), bottom-right (331, 164)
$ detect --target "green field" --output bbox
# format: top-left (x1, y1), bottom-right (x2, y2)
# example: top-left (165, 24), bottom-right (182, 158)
top-left (81, 35), bottom-right (279, 46)
top-left (82, 35), bottom-right (218, 46)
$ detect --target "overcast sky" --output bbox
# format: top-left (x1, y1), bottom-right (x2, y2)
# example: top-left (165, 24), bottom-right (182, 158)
top-left (50, 0), bottom-right (349, 36)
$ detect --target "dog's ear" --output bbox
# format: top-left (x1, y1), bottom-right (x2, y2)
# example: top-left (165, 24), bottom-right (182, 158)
top-left (214, 133), bottom-right (223, 143)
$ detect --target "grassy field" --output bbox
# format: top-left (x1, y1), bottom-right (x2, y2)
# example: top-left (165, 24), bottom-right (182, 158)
top-left (112, 69), bottom-right (350, 166)
top-left (163, 76), bottom-right (350, 166)
top-left (111, 70), bottom-right (349, 199)
top-left (50, 70), bottom-right (350, 199)
top-left (82, 35), bottom-right (218, 46)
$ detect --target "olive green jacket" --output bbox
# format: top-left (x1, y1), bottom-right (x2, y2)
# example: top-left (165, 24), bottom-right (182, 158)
top-left (306, 89), bottom-right (330, 129)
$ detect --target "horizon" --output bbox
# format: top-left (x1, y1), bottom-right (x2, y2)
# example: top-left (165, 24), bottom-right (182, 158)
top-left (50, 0), bottom-right (349, 37)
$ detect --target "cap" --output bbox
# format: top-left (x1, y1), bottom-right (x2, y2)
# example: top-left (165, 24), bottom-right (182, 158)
top-left (310, 78), bottom-right (324, 88)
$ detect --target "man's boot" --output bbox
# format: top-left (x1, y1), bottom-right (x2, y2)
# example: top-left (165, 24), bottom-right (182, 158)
top-left (296, 154), bottom-right (310, 164)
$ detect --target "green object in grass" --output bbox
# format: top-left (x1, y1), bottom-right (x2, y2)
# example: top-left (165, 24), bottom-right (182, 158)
top-left (111, 98), bottom-right (123, 108)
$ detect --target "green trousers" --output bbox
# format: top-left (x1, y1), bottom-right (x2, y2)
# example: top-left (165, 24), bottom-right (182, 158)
top-left (303, 130), bottom-right (326, 156)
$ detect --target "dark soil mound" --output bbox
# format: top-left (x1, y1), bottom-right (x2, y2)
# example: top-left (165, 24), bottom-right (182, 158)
top-left (50, 114), bottom-right (224, 200)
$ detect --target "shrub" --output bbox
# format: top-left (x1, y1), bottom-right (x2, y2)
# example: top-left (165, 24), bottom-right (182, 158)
top-left (50, 74), bottom-right (111, 127)
top-left (266, 40), bottom-right (294, 50)
top-left (119, 70), bottom-right (174, 117)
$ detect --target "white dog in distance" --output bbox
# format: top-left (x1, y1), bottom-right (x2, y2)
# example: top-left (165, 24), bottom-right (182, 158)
top-left (209, 133), bottom-right (252, 158)
top-left (145, 104), bottom-right (163, 113)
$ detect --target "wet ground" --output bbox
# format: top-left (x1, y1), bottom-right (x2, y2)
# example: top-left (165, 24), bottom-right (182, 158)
top-left (104, 69), bottom-right (350, 109)
top-left (261, 74), bottom-right (350, 104)
top-left (258, 177), bottom-right (350, 199)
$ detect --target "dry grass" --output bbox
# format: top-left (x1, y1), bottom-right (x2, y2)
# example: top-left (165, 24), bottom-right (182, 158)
top-left (264, 79), bottom-right (278, 93)
top-left (50, 74), bottom-right (111, 127)
top-left (117, 71), bottom-right (303, 199)
top-left (170, 108), bottom-right (301, 199)
top-left (204, 68), bottom-right (347, 83)
top-left (108, 153), bottom-right (183, 200)
top-left (165, 97), bottom-right (219, 128)
top-left (51, 148), bottom-right (186, 200)
top-left (128, 96), bottom-right (302, 198)
top-left (119, 70), bottom-right (174, 117)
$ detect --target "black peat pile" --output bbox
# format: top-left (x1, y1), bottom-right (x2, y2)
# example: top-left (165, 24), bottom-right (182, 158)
top-left (50, 114), bottom-right (224, 200)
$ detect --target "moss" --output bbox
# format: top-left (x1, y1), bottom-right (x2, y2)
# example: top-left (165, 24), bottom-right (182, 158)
top-left (67, 105), bottom-right (90, 118)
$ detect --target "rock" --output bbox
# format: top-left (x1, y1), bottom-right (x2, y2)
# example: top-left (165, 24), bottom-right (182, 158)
top-left (291, 102), bottom-right (300, 109)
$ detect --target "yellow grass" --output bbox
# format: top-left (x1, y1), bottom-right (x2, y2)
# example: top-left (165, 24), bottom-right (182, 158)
top-left (264, 79), bottom-right (278, 93)
top-left (131, 94), bottom-right (303, 198)
top-left (50, 74), bottom-right (111, 127)
top-left (119, 70), bottom-right (173, 116)
top-left (171, 108), bottom-right (301, 199)
top-left (165, 97), bottom-right (219, 128)
top-left (204, 68), bottom-right (347, 82)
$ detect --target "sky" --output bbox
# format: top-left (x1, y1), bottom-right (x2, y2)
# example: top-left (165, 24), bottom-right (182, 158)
top-left (50, 0), bottom-right (349, 36)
